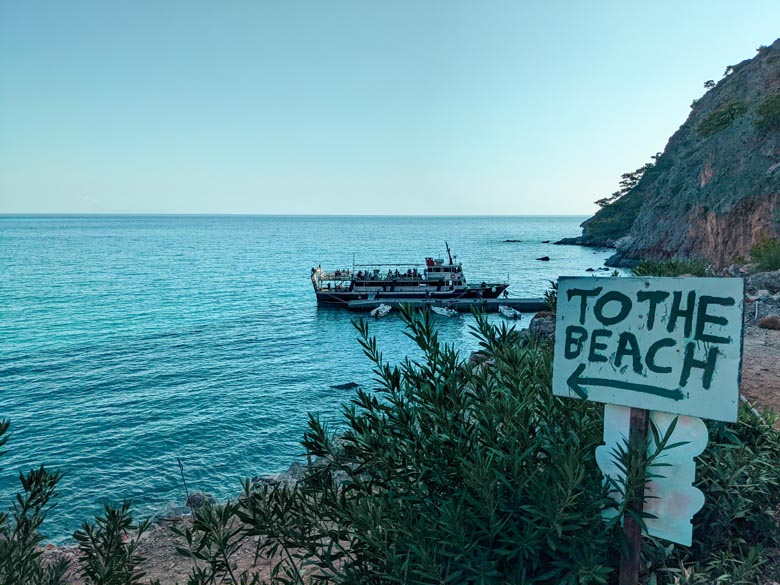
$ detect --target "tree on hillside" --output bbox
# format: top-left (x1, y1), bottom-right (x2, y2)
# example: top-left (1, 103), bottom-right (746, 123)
top-left (594, 153), bottom-right (661, 208)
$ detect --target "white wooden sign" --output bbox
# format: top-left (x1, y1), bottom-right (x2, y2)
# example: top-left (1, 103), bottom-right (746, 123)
top-left (553, 277), bottom-right (744, 422)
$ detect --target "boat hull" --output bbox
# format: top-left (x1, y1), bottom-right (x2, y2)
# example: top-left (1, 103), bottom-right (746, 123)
top-left (314, 284), bottom-right (509, 307)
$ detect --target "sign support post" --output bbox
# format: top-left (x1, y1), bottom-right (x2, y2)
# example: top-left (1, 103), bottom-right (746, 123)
top-left (619, 407), bottom-right (649, 585)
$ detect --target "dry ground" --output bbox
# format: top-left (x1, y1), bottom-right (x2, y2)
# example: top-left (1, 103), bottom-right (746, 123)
top-left (740, 324), bottom-right (780, 416)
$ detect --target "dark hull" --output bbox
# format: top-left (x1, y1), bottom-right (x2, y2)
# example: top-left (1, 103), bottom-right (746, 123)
top-left (315, 284), bottom-right (509, 307)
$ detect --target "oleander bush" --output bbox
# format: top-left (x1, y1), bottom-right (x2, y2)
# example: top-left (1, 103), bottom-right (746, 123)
top-left (0, 419), bottom-right (70, 585)
top-left (543, 278), bottom-right (558, 313)
top-left (74, 500), bottom-right (155, 585)
top-left (647, 408), bottom-right (780, 583)
top-left (0, 421), bottom-right (158, 585)
top-left (2, 310), bottom-right (779, 584)
top-left (230, 308), bottom-right (780, 585)
top-left (237, 309), bottom-right (620, 584)
top-left (632, 258), bottom-right (712, 277)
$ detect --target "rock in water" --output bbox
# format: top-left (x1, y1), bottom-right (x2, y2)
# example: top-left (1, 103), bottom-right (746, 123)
top-left (186, 492), bottom-right (216, 510)
top-left (570, 40), bottom-right (780, 268)
top-left (331, 382), bottom-right (360, 390)
top-left (536, 256), bottom-right (550, 261)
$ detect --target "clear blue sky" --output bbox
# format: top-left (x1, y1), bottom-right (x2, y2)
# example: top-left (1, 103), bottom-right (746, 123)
top-left (1, 1), bottom-right (779, 215)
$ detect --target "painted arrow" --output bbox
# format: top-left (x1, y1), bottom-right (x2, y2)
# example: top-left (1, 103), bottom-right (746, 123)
top-left (566, 363), bottom-right (685, 401)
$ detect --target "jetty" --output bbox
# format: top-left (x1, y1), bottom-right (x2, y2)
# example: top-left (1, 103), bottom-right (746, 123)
top-left (346, 297), bottom-right (548, 313)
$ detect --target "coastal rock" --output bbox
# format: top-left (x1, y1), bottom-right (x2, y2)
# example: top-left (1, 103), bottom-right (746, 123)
top-left (469, 351), bottom-right (492, 365)
top-left (186, 492), bottom-right (216, 510)
top-left (529, 312), bottom-right (556, 341)
top-left (536, 256), bottom-right (550, 261)
top-left (287, 462), bottom-right (306, 481)
top-left (567, 39), bottom-right (780, 268)
top-left (746, 269), bottom-right (780, 293)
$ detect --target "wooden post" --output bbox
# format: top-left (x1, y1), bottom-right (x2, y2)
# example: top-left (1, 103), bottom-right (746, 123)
top-left (619, 407), bottom-right (649, 585)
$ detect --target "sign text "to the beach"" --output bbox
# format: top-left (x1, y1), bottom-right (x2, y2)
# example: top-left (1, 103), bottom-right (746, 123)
top-left (553, 277), bottom-right (744, 422)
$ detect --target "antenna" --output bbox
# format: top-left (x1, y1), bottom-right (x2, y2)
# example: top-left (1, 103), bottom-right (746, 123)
top-left (445, 241), bottom-right (453, 264)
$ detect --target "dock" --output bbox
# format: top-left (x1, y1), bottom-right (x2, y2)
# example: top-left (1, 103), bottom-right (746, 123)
top-left (346, 297), bottom-right (548, 313)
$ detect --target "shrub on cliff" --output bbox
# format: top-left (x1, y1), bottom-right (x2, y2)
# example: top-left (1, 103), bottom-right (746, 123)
top-left (755, 94), bottom-right (780, 131)
top-left (697, 101), bottom-right (748, 137)
top-left (632, 257), bottom-right (711, 277)
top-left (749, 235), bottom-right (780, 270)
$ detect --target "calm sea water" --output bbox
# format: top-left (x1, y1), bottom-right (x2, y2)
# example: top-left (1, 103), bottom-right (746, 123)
top-left (0, 215), bottom-right (617, 541)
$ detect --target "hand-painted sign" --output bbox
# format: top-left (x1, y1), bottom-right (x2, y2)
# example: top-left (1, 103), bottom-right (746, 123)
top-left (553, 277), bottom-right (744, 422)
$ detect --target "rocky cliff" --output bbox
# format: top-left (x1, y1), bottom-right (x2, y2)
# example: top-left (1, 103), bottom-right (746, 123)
top-left (562, 39), bottom-right (780, 268)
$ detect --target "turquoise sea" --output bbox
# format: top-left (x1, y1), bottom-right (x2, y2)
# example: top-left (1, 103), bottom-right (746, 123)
top-left (0, 215), bottom-right (617, 541)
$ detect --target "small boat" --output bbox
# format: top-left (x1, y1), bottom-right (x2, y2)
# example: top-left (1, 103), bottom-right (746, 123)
top-left (498, 305), bottom-right (522, 319)
top-left (431, 306), bottom-right (459, 317)
top-left (370, 303), bottom-right (392, 318)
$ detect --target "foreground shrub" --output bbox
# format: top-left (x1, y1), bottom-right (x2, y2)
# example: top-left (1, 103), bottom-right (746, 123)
top-left (229, 310), bottom-right (780, 585)
top-left (632, 258), bottom-right (711, 277)
top-left (749, 234), bottom-right (780, 271)
top-left (543, 279), bottom-right (558, 313)
top-left (74, 500), bottom-right (156, 585)
top-left (172, 501), bottom-right (262, 585)
top-left (648, 407), bottom-right (780, 583)
top-left (238, 310), bottom-right (623, 584)
top-left (0, 420), bottom-right (70, 585)
top-left (0, 421), bottom-right (158, 585)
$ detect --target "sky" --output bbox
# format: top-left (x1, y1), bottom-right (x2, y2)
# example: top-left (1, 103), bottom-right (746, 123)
top-left (1, 1), bottom-right (779, 215)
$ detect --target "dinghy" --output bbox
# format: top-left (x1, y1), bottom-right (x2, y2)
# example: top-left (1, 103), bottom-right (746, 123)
top-left (370, 303), bottom-right (392, 318)
top-left (498, 305), bottom-right (522, 319)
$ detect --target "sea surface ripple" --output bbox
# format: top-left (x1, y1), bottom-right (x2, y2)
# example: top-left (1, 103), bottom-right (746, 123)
top-left (0, 215), bottom-right (617, 541)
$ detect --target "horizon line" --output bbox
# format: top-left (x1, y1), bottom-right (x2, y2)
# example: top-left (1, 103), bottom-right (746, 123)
top-left (0, 212), bottom-right (592, 218)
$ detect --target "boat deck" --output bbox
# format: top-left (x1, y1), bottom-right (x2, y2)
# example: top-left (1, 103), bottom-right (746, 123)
top-left (346, 297), bottom-right (548, 313)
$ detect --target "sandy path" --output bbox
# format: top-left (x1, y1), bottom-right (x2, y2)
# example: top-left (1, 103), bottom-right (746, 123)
top-left (740, 325), bottom-right (780, 415)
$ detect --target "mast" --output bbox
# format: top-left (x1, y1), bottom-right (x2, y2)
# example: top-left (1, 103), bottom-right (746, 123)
top-left (445, 241), bottom-right (453, 265)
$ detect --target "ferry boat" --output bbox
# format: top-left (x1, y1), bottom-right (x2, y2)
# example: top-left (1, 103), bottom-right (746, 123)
top-left (311, 243), bottom-right (509, 308)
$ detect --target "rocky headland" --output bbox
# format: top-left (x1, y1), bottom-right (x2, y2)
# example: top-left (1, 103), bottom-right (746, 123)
top-left (558, 39), bottom-right (780, 269)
